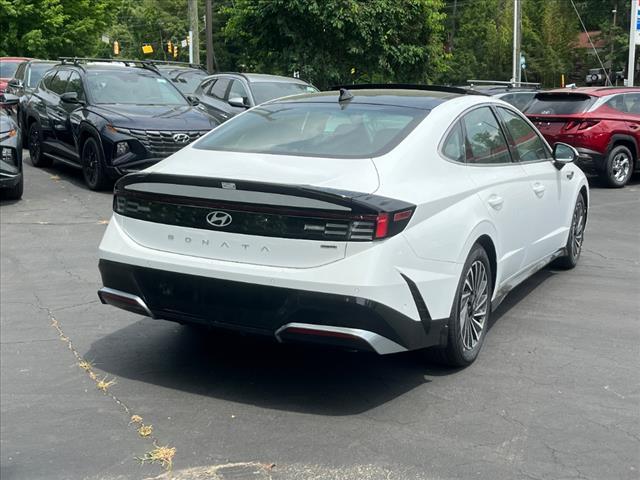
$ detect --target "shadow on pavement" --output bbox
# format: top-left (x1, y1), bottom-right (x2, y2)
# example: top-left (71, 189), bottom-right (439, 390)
top-left (85, 266), bottom-right (557, 415)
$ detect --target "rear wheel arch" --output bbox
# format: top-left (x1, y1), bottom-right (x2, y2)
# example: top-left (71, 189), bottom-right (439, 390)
top-left (475, 234), bottom-right (497, 293)
top-left (608, 135), bottom-right (638, 167)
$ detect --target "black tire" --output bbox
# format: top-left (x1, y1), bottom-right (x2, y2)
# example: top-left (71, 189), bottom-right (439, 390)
top-left (432, 244), bottom-right (493, 367)
top-left (81, 136), bottom-right (109, 191)
top-left (3, 175), bottom-right (23, 200)
top-left (28, 122), bottom-right (51, 167)
top-left (553, 193), bottom-right (587, 270)
top-left (600, 145), bottom-right (633, 188)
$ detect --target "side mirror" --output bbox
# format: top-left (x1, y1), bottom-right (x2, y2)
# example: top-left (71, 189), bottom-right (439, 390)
top-left (228, 96), bottom-right (249, 109)
top-left (60, 91), bottom-right (81, 104)
top-left (8, 78), bottom-right (23, 89)
top-left (553, 142), bottom-right (578, 169)
top-left (187, 95), bottom-right (200, 106)
top-left (0, 93), bottom-right (19, 105)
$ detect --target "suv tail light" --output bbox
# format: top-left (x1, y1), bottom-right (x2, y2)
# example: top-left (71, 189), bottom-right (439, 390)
top-left (577, 120), bottom-right (600, 130)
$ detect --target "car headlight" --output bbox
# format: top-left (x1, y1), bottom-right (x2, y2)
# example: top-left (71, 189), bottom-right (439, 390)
top-left (115, 141), bottom-right (130, 157)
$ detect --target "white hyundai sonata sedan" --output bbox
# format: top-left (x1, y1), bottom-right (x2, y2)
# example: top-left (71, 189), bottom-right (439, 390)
top-left (97, 86), bottom-right (588, 367)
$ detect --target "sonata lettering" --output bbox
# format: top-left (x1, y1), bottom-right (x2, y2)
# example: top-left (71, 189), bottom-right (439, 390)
top-left (165, 235), bottom-right (270, 253)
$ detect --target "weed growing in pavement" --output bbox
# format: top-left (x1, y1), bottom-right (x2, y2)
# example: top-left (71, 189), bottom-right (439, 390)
top-left (138, 442), bottom-right (176, 471)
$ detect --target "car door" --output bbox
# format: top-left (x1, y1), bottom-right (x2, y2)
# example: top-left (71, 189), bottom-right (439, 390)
top-left (199, 77), bottom-right (232, 122)
top-left (462, 106), bottom-right (531, 284)
top-left (621, 92), bottom-right (640, 138)
top-left (32, 69), bottom-right (63, 156)
top-left (496, 106), bottom-right (571, 265)
top-left (56, 71), bottom-right (86, 159)
top-left (46, 69), bottom-right (73, 157)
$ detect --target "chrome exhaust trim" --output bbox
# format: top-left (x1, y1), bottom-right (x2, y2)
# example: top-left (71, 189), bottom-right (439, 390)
top-left (275, 322), bottom-right (407, 355)
top-left (98, 287), bottom-right (154, 318)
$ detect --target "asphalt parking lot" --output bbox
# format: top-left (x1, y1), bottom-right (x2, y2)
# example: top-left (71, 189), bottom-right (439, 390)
top-left (1, 155), bottom-right (639, 480)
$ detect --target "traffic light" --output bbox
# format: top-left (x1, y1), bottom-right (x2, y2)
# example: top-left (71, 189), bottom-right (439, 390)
top-left (167, 41), bottom-right (173, 54)
top-left (173, 45), bottom-right (178, 59)
top-left (113, 41), bottom-right (120, 56)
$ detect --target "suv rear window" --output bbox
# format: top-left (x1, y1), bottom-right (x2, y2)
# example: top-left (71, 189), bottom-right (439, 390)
top-left (194, 102), bottom-right (428, 158)
top-left (525, 93), bottom-right (595, 115)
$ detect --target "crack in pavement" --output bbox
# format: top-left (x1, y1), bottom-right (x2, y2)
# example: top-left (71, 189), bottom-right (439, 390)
top-left (32, 292), bottom-right (177, 475)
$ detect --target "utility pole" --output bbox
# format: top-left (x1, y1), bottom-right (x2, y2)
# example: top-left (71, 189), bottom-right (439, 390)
top-left (188, 0), bottom-right (200, 64)
top-left (511, 0), bottom-right (522, 84)
top-left (205, 0), bottom-right (218, 73)
top-left (628, 0), bottom-right (638, 85)
top-left (608, 6), bottom-right (618, 85)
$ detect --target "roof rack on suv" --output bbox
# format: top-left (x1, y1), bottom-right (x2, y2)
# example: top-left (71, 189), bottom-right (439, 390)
top-left (467, 79), bottom-right (541, 89)
top-left (330, 83), bottom-right (487, 96)
top-left (145, 60), bottom-right (207, 71)
top-left (58, 57), bottom-right (160, 73)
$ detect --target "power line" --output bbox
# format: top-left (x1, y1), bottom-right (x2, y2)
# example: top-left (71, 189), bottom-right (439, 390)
top-left (569, 0), bottom-right (612, 85)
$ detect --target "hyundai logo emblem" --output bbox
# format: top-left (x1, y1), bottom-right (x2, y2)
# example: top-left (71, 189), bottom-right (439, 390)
top-left (173, 133), bottom-right (191, 143)
top-left (206, 211), bottom-right (232, 227)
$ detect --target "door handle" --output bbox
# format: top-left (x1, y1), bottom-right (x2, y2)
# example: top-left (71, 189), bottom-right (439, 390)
top-left (629, 124), bottom-right (639, 131)
top-left (487, 195), bottom-right (504, 210)
top-left (532, 182), bottom-right (546, 197)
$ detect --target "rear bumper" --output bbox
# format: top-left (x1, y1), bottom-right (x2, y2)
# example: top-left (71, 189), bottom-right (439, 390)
top-left (98, 259), bottom-right (448, 354)
top-left (575, 147), bottom-right (605, 172)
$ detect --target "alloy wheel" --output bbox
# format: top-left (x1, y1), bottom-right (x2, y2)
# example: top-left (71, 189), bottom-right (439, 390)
top-left (83, 143), bottom-right (98, 186)
top-left (611, 152), bottom-right (630, 183)
top-left (29, 126), bottom-right (40, 162)
top-left (570, 197), bottom-right (586, 260)
top-left (459, 260), bottom-right (489, 351)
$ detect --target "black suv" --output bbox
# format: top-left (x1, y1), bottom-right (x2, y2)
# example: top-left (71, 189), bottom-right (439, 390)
top-left (193, 73), bottom-right (318, 122)
top-left (6, 59), bottom-right (56, 143)
top-left (23, 58), bottom-right (219, 190)
top-left (464, 81), bottom-right (540, 111)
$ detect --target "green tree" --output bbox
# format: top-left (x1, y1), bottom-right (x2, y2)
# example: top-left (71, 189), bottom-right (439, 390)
top-left (222, 0), bottom-right (447, 89)
top-left (0, 0), bottom-right (117, 58)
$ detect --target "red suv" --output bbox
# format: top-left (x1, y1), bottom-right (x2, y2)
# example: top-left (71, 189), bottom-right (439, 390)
top-left (525, 87), bottom-right (640, 187)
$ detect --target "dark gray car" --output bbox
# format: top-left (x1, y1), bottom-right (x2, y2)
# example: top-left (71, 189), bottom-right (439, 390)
top-left (193, 73), bottom-right (318, 122)
top-left (0, 94), bottom-right (23, 200)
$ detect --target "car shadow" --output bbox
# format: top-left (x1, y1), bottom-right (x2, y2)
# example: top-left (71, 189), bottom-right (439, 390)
top-left (84, 267), bottom-right (557, 416)
top-left (586, 171), bottom-right (640, 189)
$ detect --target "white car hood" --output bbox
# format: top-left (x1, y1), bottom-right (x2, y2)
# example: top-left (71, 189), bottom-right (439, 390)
top-left (147, 147), bottom-right (380, 194)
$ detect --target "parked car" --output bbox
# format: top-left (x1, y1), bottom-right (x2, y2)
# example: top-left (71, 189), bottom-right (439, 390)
top-left (525, 87), bottom-right (640, 187)
top-left (97, 85), bottom-right (588, 367)
top-left (465, 81), bottom-right (540, 111)
top-left (0, 57), bottom-right (31, 93)
top-left (5, 59), bottom-right (56, 143)
top-left (23, 58), bottom-right (219, 190)
top-left (0, 93), bottom-right (23, 200)
top-left (193, 72), bottom-right (318, 122)
top-left (584, 68), bottom-right (625, 86)
top-left (150, 61), bottom-right (208, 96)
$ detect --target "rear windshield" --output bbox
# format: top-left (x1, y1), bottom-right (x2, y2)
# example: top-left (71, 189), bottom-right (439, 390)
top-left (251, 82), bottom-right (319, 104)
top-left (194, 102), bottom-right (428, 158)
top-left (27, 63), bottom-right (54, 88)
top-left (525, 93), bottom-right (595, 115)
top-left (170, 70), bottom-right (207, 94)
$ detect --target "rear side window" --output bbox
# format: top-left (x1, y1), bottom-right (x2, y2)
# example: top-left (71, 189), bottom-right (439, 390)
top-left (195, 102), bottom-right (427, 158)
top-left (209, 78), bottom-right (230, 100)
top-left (525, 93), bottom-right (594, 115)
top-left (441, 122), bottom-right (465, 163)
top-left (462, 107), bottom-right (512, 164)
top-left (605, 93), bottom-right (640, 114)
top-left (41, 70), bottom-right (56, 90)
top-left (497, 108), bottom-right (549, 162)
top-left (626, 93), bottom-right (640, 114)
top-left (49, 70), bottom-right (71, 94)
